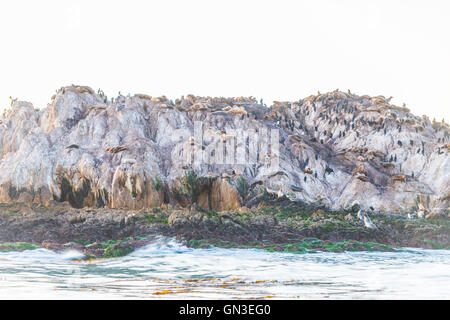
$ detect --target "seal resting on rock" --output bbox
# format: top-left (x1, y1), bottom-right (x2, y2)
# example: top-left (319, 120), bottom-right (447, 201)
top-left (363, 212), bottom-right (377, 229)
top-left (393, 175), bottom-right (407, 182)
top-left (425, 212), bottom-right (440, 220)
top-left (304, 167), bottom-right (313, 174)
top-left (357, 210), bottom-right (364, 220)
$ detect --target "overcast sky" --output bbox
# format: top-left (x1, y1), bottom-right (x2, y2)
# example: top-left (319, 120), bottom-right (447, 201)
top-left (0, 0), bottom-right (449, 121)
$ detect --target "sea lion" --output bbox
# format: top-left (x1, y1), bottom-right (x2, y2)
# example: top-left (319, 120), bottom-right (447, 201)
top-left (304, 167), bottom-right (313, 174)
top-left (363, 212), bottom-right (377, 229)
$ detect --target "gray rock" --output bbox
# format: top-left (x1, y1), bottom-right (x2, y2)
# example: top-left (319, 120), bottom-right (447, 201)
top-left (0, 86), bottom-right (448, 214)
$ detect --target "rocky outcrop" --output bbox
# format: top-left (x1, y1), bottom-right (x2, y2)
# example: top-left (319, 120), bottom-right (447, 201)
top-left (0, 86), bottom-right (448, 214)
top-left (1, 203), bottom-right (448, 252)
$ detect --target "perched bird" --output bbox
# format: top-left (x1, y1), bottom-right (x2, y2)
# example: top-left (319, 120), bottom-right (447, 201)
top-left (417, 203), bottom-right (426, 218)
top-left (265, 188), bottom-right (277, 195)
top-left (357, 210), bottom-right (364, 221)
top-left (363, 212), bottom-right (377, 229)
top-left (231, 169), bottom-right (241, 176)
top-left (9, 96), bottom-right (18, 107)
top-left (407, 213), bottom-right (413, 220)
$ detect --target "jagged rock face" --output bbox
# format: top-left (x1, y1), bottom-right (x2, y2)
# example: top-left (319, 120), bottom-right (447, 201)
top-left (0, 86), bottom-right (448, 214)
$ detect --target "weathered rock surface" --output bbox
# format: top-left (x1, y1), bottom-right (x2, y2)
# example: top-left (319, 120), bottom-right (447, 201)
top-left (0, 86), bottom-right (448, 214)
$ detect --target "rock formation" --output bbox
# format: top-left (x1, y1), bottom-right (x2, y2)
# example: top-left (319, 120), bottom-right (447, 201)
top-left (0, 85), bottom-right (448, 214)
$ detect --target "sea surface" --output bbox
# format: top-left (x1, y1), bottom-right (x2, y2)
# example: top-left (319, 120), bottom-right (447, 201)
top-left (0, 237), bottom-right (449, 299)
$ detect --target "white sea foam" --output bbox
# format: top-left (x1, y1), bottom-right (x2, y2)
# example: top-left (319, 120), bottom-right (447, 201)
top-left (1, 237), bottom-right (449, 299)
top-left (0, 248), bottom-right (84, 261)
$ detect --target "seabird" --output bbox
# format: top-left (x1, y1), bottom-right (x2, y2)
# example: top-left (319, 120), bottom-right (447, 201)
top-left (363, 212), bottom-right (377, 229)
top-left (357, 210), bottom-right (364, 221)
top-left (417, 203), bottom-right (426, 218)
top-left (277, 189), bottom-right (283, 198)
top-left (265, 188), bottom-right (275, 195)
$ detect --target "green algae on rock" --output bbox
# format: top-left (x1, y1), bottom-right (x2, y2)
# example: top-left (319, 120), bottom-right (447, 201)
top-left (187, 238), bottom-right (397, 253)
top-left (0, 242), bottom-right (40, 252)
top-left (0, 203), bottom-right (448, 259)
top-left (103, 243), bottom-right (135, 258)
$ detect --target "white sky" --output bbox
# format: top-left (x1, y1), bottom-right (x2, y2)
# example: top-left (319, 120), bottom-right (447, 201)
top-left (0, 0), bottom-right (449, 121)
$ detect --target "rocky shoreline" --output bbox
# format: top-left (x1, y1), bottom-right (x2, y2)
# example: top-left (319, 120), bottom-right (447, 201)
top-left (1, 87), bottom-right (449, 259)
top-left (1, 198), bottom-right (448, 260)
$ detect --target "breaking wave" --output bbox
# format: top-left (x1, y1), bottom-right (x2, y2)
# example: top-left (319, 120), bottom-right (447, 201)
top-left (1, 237), bottom-right (449, 299)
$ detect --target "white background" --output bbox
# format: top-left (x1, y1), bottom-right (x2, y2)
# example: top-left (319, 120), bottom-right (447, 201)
top-left (0, 0), bottom-right (449, 121)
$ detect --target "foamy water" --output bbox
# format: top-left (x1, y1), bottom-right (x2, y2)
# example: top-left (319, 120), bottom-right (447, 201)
top-left (0, 237), bottom-right (449, 299)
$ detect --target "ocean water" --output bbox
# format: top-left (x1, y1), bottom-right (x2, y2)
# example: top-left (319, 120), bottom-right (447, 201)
top-left (0, 237), bottom-right (449, 299)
